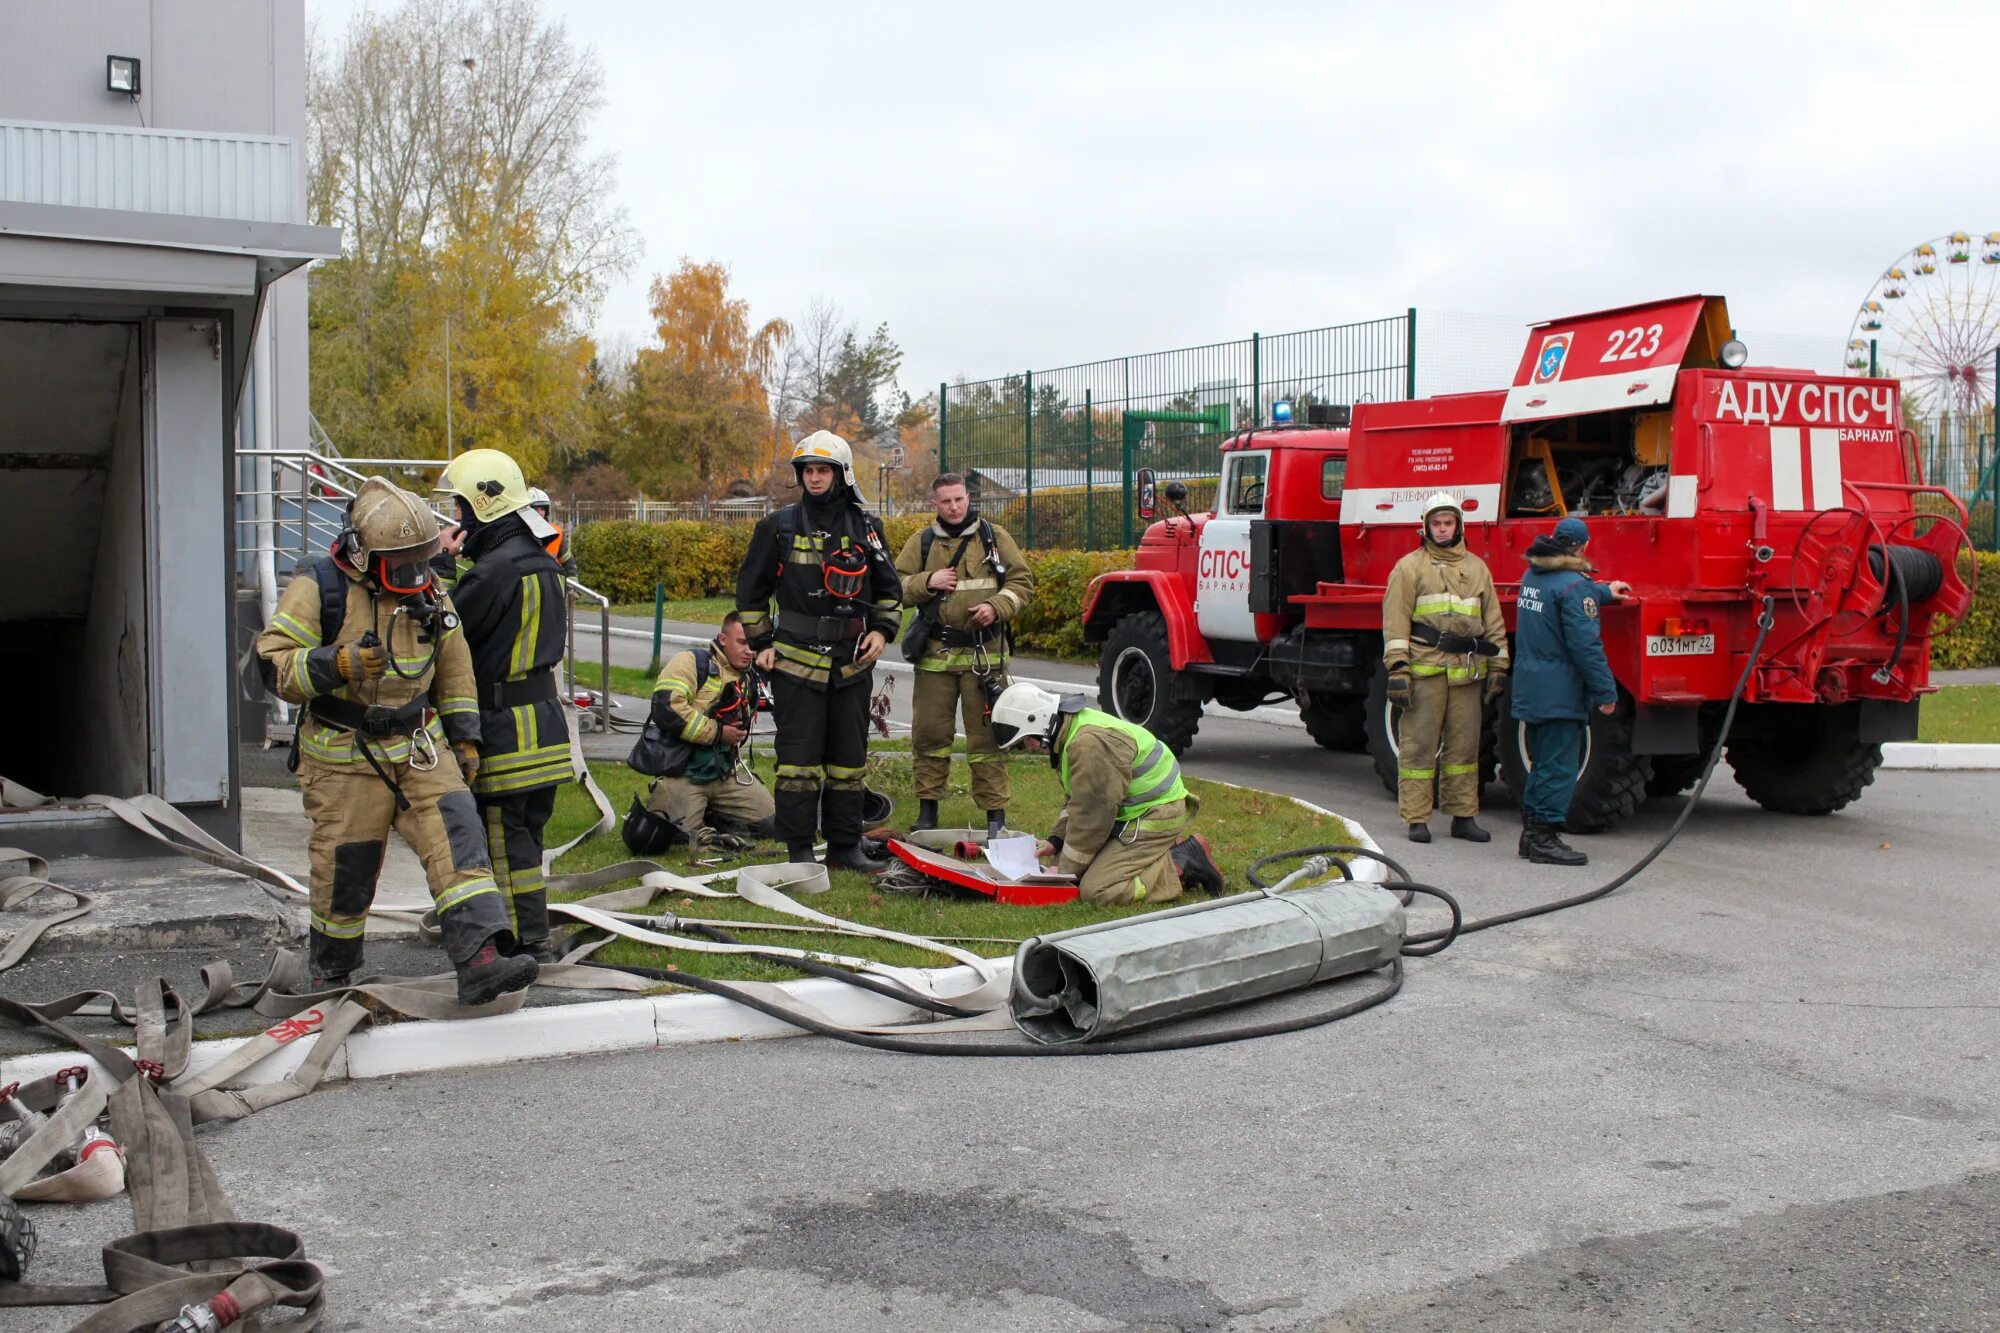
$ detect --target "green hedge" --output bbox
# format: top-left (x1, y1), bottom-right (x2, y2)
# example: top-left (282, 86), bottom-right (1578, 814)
top-left (576, 516), bottom-right (1137, 661)
top-left (1933, 551), bottom-right (2000, 670)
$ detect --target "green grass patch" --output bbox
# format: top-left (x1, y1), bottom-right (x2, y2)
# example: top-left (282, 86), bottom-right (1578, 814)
top-left (607, 595), bottom-right (738, 622)
top-left (568, 661), bottom-right (663, 698)
top-left (1918, 684), bottom-right (2000, 744)
top-left (540, 745), bottom-right (1354, 983)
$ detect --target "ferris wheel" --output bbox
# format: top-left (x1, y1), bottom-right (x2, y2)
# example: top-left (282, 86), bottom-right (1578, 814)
top-left (1848, 232), bottom-right (2000, 417)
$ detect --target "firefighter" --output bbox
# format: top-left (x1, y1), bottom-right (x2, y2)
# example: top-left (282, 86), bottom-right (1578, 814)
top-left (255, 477), bottom-right (537, 1003)
top-left (990, 683), bottom-right (1222, 905)
top-left (736, 431), bottom-right (902, 872)
top-left (1512, 516), bottom-right (1632, 866)
top-left (526, 486), bottom-right (578, 578)
top-left (435, 450), bottom-right (573, 963)
top-left (1382, 492), bottom-right (1510, 844)
top-left (628, 612), bottom-right (777, 848)
top-left (895, 472), bottom-right (1036, 838)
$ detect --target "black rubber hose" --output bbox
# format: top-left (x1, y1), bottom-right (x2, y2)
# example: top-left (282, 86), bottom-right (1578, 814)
top-left (660, 922), bottom-right (987, 1019)
top-left (577, 957), bottom-right (1404, 1057)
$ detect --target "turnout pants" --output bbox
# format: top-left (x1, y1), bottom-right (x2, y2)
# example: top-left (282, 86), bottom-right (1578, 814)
top-left (911, 667), bottom-right (1009, 810)
top-left (1071, 796), bottom-right (1196, 906)
top-left (1521, 719), bottom-right (1585, 826)
top-left (645, 772), bottom-right (777, 837)
top-left (1396, 675), bottom-right (1484, 822)
top-left (478, 786), bottom-right (558, 946)
top-left (771, 671), bottom-right (872, 848)
top-left (299, 752), bottom-right (511, 977)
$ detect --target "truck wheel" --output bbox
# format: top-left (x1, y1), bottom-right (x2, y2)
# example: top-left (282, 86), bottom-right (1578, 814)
top-left (1300, 692), bottom-right (1368, 753)
top-left (1097, 611), bottom-right (1204, 755)
top-left (1644, 754), bottom-right (1706, 800)
top-left (1365, 666), bottom-right (1499, 799)
top-left (1725, 706), bottom-right (1882, 815)
top-left (1499, 695), bottom-right (1653, 833)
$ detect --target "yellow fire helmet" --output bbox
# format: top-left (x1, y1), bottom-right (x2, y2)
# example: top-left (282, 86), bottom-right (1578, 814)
top-left (791, 430), bottom-right (864, 499)
top-left (345, 476), bottom-right (440, 595)
top-left (435, 447), bottom-right (555, 538)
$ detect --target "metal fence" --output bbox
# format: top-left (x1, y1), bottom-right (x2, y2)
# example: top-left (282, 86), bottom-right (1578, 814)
top-left (565, 497), bottom-right (772, 529)
top-left (940, 313), bottom-right (1414, 549)
top-left (1912, 411), bottom-right (1999, 550)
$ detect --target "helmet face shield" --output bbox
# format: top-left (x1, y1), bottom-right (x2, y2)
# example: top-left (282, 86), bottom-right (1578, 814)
top-left (372, 539), bottom-right (440, 596)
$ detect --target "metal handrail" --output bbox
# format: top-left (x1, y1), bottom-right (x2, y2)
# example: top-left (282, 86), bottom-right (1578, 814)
top-left (564, 578), bottom-right (614, 731)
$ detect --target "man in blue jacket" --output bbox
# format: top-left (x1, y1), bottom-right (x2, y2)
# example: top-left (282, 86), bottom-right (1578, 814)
top-left (1511, 516), bottom-right (1631, 866)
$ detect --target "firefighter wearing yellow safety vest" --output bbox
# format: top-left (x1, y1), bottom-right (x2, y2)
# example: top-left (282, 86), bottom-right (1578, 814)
top-left (1381, 491), bottom-right (1509, 844)
top-left (254, 477), bottom-right (538, 1004)
top-left (990, 683), bottom-right (1221, 905)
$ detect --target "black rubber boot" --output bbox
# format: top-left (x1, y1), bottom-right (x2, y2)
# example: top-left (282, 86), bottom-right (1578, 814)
top-left (1450, 815), bottom-right (1491, 843)
top-left (1407, 822), bottom-right (1432, 844)
top-left (455, 941), bottom-right (539, 1006)
top-left (986, 810), bottom-right (1007, 840)
top-left (1528, 824), bottom-right (1589, 867)
top-left (913, 799), bottom-right (940, 832)
top-left (1518, 814), bottom-right (1535, 860)
top-left (1170, 834), bottom-right (1225, 895)
top-left (510, 938), bottom-right (560, 966)
top-left (307, 970), bottom-right (352, 992)
top-left (787, 841), bottom-right (818, 864)
top-left (824, 843), bottom-right (888, 875)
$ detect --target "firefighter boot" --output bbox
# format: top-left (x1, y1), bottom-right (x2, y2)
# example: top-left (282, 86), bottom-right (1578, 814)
top-left (455, 940), bottom-right (539, 1005)
top-left (1528, 823), bottom-right (1589, 867)
top-left (913, 799), bottom-right (940, 832)
top-left (1451, 816), bottom-right (1491, 843)
top-left (824, 843), bottom-right (888, 875)
top-left (986, 810), bottom-right (1007, 840)
top-left (1407, 822), bottom-right (1431, 844)
top-left (788, 841), bottom-right (818, 865)
top-left (1170, 834), bottom-right (1225, 895)
top-left (1518, 814), bottom-right (1534, 860)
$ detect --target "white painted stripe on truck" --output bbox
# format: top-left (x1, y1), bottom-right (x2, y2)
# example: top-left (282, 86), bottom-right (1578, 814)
top-left (1666, 474), bottom-right (1697, 518)
top-left (1769, 426), bottom-right (1804, 510)
top-left (1809, 426), bottom-right (1844, 510)
top-left (1499, 364), bottom-right (1672, 421)
top-left (1340, 483), bottom-right (1504, 526)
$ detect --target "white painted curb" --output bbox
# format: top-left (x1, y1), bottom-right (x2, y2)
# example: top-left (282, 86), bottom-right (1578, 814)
top-left (1881, 742), bottom-right (2000, 771)
top-left (0, 959), bottom-right (1007, 1090)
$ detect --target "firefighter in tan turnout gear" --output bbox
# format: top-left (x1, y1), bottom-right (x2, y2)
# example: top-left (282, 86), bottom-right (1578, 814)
top-left (255, 477), bottom-right (538, 1003)
top-left (1381, 492), bottom-right (1509, 844)
top-left (990, 682), bottom-right (1221, 905)
top-left (895, 472), bottom-right (1035, 839)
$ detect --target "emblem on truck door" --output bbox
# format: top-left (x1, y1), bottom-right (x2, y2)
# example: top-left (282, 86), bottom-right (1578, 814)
top-left (1533, 333), bottom-right (1573, 384)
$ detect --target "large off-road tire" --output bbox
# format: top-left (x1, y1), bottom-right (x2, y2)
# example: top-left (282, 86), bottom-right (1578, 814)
top-left (1644, 754), bottom-right (1706, 800)
top-left (1499, 688), bottom-right (1653, 833)
top-left (1725, 706), bottom-right (1882, 816)
top-left (1097, 610), bottom-right (1205, 755)
top-left (1300, 691), bottom-right (1369, 753)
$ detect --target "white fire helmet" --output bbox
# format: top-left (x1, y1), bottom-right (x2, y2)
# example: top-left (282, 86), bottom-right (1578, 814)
top-left (989, 681), bottom-right (1067, 750)
top-left (526, 486), bottom-right (552, 513)
top-left (791, 430), bottom-right (864, 499)
top-left (1421, 491), bottom-right (1462, 522)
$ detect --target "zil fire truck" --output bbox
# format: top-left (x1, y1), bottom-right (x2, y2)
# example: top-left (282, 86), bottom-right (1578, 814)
top-left (1080, 295), bottom-right (1976, 830)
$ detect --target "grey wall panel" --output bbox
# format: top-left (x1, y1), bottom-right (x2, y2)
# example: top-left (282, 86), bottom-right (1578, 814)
top-left (145, 315), bottom-right (229, 804)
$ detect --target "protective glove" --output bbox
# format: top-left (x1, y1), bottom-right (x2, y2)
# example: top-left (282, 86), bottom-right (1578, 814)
top-left (1484, 670), bottom-right (1508, 705)
top-left (333, 641), bottom-right (387, 683)
top-left (1385, 664), bottom-right (1413, 706)
top-left (452, 741), bottom-right (480, 783)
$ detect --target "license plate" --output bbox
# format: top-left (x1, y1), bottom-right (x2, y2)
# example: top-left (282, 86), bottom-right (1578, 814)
top-left (1645, 634), bottom-right (1715, 657)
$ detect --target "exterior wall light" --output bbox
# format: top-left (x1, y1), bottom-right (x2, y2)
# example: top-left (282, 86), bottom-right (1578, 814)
top-left (107, 55), bottom-right (141, 96)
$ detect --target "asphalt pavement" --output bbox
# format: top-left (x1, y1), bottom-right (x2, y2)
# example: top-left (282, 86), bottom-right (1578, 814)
top-left (15, 620), bottom-right (1999, 1330)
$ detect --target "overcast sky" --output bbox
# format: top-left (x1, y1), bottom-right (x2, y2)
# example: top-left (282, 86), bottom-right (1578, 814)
top-left (309, 0), bottom-right (1998, 398)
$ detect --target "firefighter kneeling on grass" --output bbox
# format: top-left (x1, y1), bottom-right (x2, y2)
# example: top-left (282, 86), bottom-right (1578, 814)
top-left (255, 477), bottom-right (537, 1004)
top-left (622, 613), bottom-right (777, 854)
top-left (1382, 491), bottom-right (1509, 845)
top-left (989, 683), bottom-right (1221, 903)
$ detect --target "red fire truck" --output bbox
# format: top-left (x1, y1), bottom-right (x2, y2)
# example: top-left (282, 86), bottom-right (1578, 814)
top-left (1080, 295), bottom-right (1975, 829)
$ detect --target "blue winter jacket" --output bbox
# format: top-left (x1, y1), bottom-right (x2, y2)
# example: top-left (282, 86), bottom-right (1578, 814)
top-left (1511, 547), bottom-right (1618, 722)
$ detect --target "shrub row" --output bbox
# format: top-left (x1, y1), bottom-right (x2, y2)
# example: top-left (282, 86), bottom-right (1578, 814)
top-left (1932, 550), bottom-right (2000, 670)
top-left (575, 516), bottom-right (1133, 660)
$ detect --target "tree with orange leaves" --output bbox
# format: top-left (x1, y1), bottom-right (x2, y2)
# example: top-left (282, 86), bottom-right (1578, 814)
top-left (617, 260), bottom-right (791, 498)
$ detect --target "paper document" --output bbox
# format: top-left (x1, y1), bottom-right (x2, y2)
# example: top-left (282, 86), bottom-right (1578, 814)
top-left (982, 835), bottom-right (1042, 881)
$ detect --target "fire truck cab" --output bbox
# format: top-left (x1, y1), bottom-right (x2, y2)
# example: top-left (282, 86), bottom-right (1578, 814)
top-left (1082, 295), bottom-right (1975, 829)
